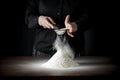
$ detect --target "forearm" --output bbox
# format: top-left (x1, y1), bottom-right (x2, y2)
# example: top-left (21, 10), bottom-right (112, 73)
top-left (75, 12), bottom-right (89, 32)
top-left (25, 0), bottom-right (41, 29)
top-left (25, 14), bottom-right (40, 29)
top-left (74, 1), bottom-right (91, 32)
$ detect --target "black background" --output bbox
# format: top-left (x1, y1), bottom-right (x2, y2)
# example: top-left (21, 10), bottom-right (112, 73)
top-left (0, 0), bottom-right (119, 57)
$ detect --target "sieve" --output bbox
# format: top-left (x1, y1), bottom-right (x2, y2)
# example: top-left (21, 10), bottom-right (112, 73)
top-left (53, 26), bottom-right (67, 35)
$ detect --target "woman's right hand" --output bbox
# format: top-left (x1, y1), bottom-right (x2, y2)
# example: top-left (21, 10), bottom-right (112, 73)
top-left (38, 16), bottom-right (56, 29)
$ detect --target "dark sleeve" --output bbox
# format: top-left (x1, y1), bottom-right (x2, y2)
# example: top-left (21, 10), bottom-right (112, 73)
top-left (73, 1), bottom-right (92, 33)
top-left (25, 0), bottom-right (40, 29)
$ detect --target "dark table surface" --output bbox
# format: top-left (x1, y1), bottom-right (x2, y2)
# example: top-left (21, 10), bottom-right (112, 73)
top-left (0, 56), bottom-right (119, 80)
top-left (0, 56), bottom-right (118, 76)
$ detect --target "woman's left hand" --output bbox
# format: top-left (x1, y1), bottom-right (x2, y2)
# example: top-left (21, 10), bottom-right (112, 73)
top-left (65, 15), bottom-right (78, 37)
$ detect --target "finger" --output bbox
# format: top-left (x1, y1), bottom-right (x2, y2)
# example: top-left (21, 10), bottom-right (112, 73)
top-left (42, 25), bottom-right (46, 28)
top-left (46, 19), bottom-right (54, 29)
top-left (65, 24), bottom-right (72, 29)
top-left (43, 21), bottom-right (51, 29)
top-left (42, 23), bottom-right (47, 28)
top-left (65, 15), bottom-right (70, 25)
top-left (67, 31), bottom-right (74, 37)
top-left (43, 24), bottom-right (50, 29)
top-left (45, 24), bottom-right (51, 29)
top-left (66, 24), bottom-right (72, 29)
top-left (69, 28), bottom-right (73, 33)
top-left (48, 17), bottom-right (56, 25)
top-left (67, 32), bottom-right (74, 37)
top-left (66, 25), bottom-right (73, 33)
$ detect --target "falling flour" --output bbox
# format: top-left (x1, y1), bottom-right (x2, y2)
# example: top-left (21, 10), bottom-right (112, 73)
top-left (41, 28), bottom-right (79, 69)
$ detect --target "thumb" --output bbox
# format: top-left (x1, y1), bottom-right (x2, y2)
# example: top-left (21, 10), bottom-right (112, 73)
top-left (65, 15), bottom-right (70, 25)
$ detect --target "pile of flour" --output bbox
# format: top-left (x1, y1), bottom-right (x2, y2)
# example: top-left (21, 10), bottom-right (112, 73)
top-left (41, 28), bottom-right (79, 69)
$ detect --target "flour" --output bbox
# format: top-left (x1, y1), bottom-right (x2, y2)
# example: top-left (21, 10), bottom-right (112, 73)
top-left (41, 28), bottom-right (79, 69)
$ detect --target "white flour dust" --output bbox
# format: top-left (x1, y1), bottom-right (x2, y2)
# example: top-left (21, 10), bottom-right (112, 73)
top-left (41, 28), bottom-right (79, 69)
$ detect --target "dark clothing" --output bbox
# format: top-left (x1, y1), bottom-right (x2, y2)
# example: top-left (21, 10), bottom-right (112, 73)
top-left (25, 0), bottom-right (90, 56)
top-left (32, 47), bottom-right (52, 58)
